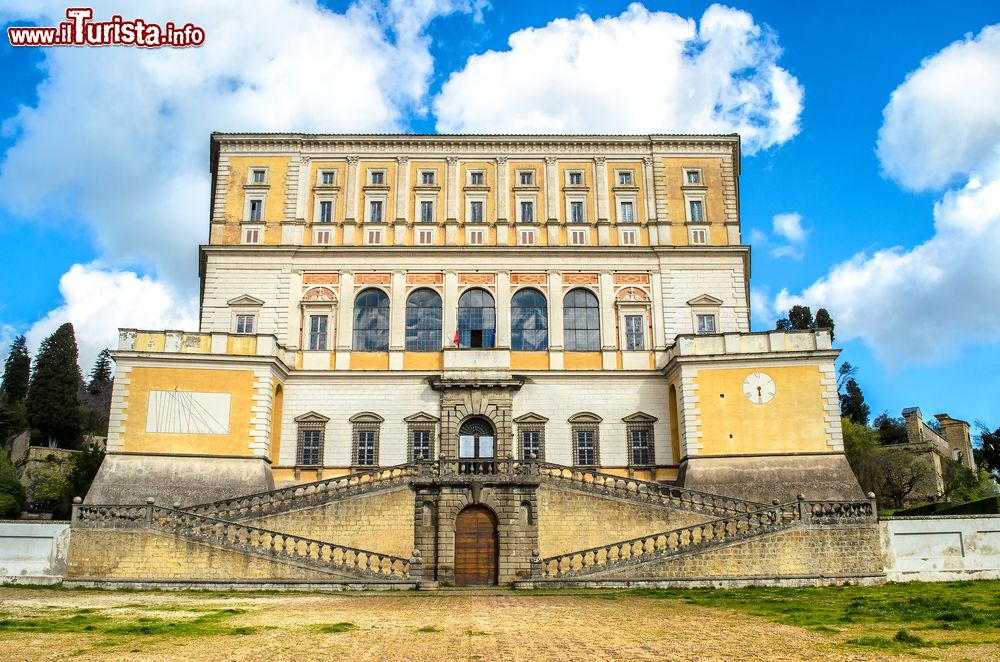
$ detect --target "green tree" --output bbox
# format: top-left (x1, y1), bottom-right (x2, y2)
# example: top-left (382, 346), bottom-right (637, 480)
top-left (974, 421), bottom-right (1000, 477)
top-left (25, 323), bottom-right (82, 448)
top-left (26, 462), bottom-right (69, 512)
top-left (840, 378), bottom-right (870, 426)
top-left (873, 411), bottom-right (908, 445)
top-left (0, 451), bottom-right (26, 518)
top-left (1, 335), bottom-right (30, 402)
top-left (81, 349), bottom-right (113, 436)
top-left (787, 305), bottom-right (814, 330)
top-left (941, 459), bottom-right (995, 503)
top-left (814, 308), bottom-right (835, 341)
top-left (87, 349), bottom-right (112, 395)
top-left (56, 442), bottom-right (106, 518)
top-left (871, 446), bottom-right (934, 509)
top-left (842, 417), bottom-right (880, 494)
top-left (837, 361), bottom-right (857, 391)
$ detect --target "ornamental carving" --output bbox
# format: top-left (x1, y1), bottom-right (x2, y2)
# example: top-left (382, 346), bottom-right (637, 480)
top-left (303, 273), bottom-right (339, 285)
top-left (562, 273), bottom-right (599, 285)
top-left (511, 273), bottom-right (547, 285)
top-left (355, 273), bottom-right (391, 285)
top-left (407, 273), bottom-right (444, 285)
top-left (613, 273), bottom-right (649, 285)
top-left (458, 273), bottom-right (496, 285)
top-left (615, 287), bottom-right (650, 302)
top-left (302, 287), bottom-right (337, 302)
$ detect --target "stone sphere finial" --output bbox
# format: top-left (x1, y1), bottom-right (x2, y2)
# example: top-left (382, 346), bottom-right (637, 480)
top-left (867, 492), bottom-right (876, 500)
top-left (173, 501), bottom-right (181, 509)
top-left (411, 548), bottom-right (421, 558)
top-left (146, 497), bottom-right (156, 505)
top-left (73, 496), bottom-right (82, 504)
top-left (771, 498), bottom-right (780, 505)
top-left (796, 494), bottom-right (805, 501)
top-left (532, 548), bottom-right (540, 557)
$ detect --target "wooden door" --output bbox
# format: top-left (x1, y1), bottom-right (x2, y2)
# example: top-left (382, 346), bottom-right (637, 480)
top-left (454, 506), bottom-right (498, 586)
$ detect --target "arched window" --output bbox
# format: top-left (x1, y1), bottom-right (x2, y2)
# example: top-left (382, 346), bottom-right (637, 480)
top-left (563, 288), bottom-right (600, 351)
top-left (457, 288), bottom-right (495, 348)
top-left (405, 289), bottom-right (442, 352)
top-left (511, 288), bottom-right (548, 351)
top-left (352, 288), bottom-right (389, 351)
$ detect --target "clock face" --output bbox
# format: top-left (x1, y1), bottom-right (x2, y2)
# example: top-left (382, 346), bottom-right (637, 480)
top-left (742, 372), bottom-right (776, 405)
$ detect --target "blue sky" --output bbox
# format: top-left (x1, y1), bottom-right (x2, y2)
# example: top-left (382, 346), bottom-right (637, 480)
top-left (1, 1), bottom-right (999, 428)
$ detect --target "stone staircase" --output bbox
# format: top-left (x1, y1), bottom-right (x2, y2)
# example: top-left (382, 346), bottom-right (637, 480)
top-left (533, 498), bottom-right (876, 580)
top-left (73, 502), bottom-right (417, 581)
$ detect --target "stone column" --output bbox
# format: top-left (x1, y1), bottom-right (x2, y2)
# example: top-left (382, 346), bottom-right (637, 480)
top-left (495, 157), bottom-right (509, 246)
top-left (594, 157), bottom-right (609, 223)
top-left (443, 271), bottom-right (459, 348)
top-left (642, 156), bottom-right (657, 246)
top-left (342, 156), bottom-right (359, 246)
top-left (394, 156), bottom-right (409, 246)
top-left (445, 156), bottom-right (460, 244)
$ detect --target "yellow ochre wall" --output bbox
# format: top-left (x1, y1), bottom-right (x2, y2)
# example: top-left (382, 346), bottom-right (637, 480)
top-left (224, 156), bottom-right (291, 224)
top-left (121, 366), bottom-right (256, 456)
top-left (694, 365), bottom-right (830, 455)
top-left (664, 156), bottom-right (727, 245)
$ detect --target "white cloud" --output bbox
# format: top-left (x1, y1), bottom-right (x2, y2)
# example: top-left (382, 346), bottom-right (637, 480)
top-left (433, 2), bottom-right (803, 155)
top-left (772, 212), bottom-right (807, 243)
top-left (764, 25), bottom-right (1000, 366)
top-left (24, 263), bottom-right (198, 374)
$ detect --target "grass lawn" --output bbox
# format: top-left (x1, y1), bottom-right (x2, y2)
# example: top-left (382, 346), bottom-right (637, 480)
top-left (0, 581), bottom-right (997, 660)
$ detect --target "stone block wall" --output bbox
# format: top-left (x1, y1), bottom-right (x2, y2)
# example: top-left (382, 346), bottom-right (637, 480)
top-left (242, 486), bottom-right (415, 558)
top-left (595, 523), bottom-right (883, 580)
top-left (537, 484), bottom-right (710, 558)
top-left (66, 529), bottom-right (346, 581)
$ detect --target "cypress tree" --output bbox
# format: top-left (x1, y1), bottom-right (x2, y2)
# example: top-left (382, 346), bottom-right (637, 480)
top-left (87, 349), bottom-right (113, 395)
top-left (1, 335), bottom-right (30, 402)
top-left (839, 378), bottom-right (870, 426)
top-left (25, 323), bottom-right (82, 448)
top-left (787, 305), bottom-right (814, 330)
top-left (814, 308), bottom-right (835, 341)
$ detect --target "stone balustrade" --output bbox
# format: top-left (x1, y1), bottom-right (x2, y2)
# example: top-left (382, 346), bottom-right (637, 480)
top-left (73, 502), bottom-right (415, 580)
top-left (536, 496), bottom-right (876, 579)
top-left (117, 328), bottom-right (295, 366)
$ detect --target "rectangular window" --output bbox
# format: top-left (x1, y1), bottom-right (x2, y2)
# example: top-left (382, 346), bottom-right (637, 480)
top-left (520, 201), bottom-right (534, 223)
top-left (252, 169), bottom-right (266, 184)
top-left (625, 314), bottom-right (645, 351)
top-left (421, 171), bottom-right (435, 185)
top-left (618, 171), bottom-right (632, 186)
top-left (420, 200), bottom-right (434, 223)
top-left (366, 228), bottom-right (383, 245)
top-left (470, 171), bottom-right (484, 185)
top-left (470, 200), bottom-right (483, 223)
top-left (569, 171), bottom-right (583, 185)
top-left (235, 314), bottom-right (255, 335)
top-left (519, 229), bottom-right (536, 246)
top-left (570, 229), bottom-right (587, 245)
top-left (298, 428), bottom-right (322, 466)
top-left (243, 228), bottom-right (260, 244)
top-left (417, 229), bottom-right (434, 245)
top-left (319, 200), bottom-right (333, 223)
top-left (629, 428), bottom-right (652, 465)
top-left (370, 170), bottom-right (384, 185)
top-left (574, 429), bottom-right (596, 466)
top-left (519, 171), bottom-right (533, 186)
top-left (521, 430), bottom-right (542, 460)
top-left (620, 201), bottom-right (634, 224)
top-left (689, 200), bottom-right (704, 223)
top-left (315, 229), bottom-right (331, 245)
top-left (308, 314), bottom-right (328, 351)
top-left (696, 314), bottom-right (717, 335)
top-left (249, 199), bottom-right (263, 222)
top-left (468, 229), bottom-right (485, 245)
top-left (685, 169), bottom-right (701, 184)
top-left (412, 429), bottom-right (432, 461)
top-left (570, 200), bottom-right (584, 223)
top-left (356, 430), bottom-right (377, 466)
top-left (369, 200), bottom-right (383, 223)
top-left (690, 227), bottom-right (708, 245)
top-left (320, 171), bottom-right (335, 185)
top-left (620, 230), bottom-right (637, 246)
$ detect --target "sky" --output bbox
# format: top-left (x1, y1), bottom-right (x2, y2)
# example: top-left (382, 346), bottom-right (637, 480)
top-left (0, 1), bottom-right (998, 428)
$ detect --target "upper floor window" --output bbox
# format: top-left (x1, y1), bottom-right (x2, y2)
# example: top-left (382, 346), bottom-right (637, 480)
top-left (411, 428), bottom-right (433, 461)
top-left (405, 288), bottom-right (442, 352)
top-left (684, 169), bottom-right (702, 184)
top-left (511, 288), bottom-right (548, 351)
top-left (689, 200), bottom-right (704, 223)
top-left (570, 201), bottom-right (585, 223)
top-left (369, 200), bottom-right (383, 223)
top-left (370, 170), bottom-right (385, 185)
top-left (251, 169), bottom-right (267, 184)
top-left (568, 171), bottom-right (583, 186)
top-left (248, 199), bottom-right (263, 222)
top-left (320, 170), bottom-right (335, 186)
top-left (319, 200), bottom-right (333, 223)
top-left (618, 171), bottom-right (633, 186)
top-left (421, 171), bottom-right (436, 185)
top-left (519, 229), bottom-right (536, 246)
top-left (353, 288), bottom-right (390, 351)
top-left (619, 201), bottom-right (634, 224)
top-left (470, 200), bottom-right (484, 223)
top-left (520, 201), bottom-right (534, 223)
top-left (519, 171), bottom-right (534, 186)
top-left (696, 313), bottom-right (717, 335)
top-left (350, 412), bottom-right (383, 467)
top-left (458, 288), bottom-right (496, 349)
top-left (521, 429), bottom-right (542, 460)
top-left (307, 314), bottom-right (328, 351)
top-left (420, 200), bottom-right (435, 223)
top-left (235, 314), bottom-right (255, 335)
top-left (469, 171), bottom-right (484, 185)
top-left (564, 289), bottom-right (600, 351)
top-left (624, 314), bottom-right (645, 351)
top-left (628, 426), bottom-right (653, 466)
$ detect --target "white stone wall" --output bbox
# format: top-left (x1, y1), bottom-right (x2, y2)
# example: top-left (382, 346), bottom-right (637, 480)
top-left (201, 257), bottom-right (294, 339)
top-left (658, 254), bottom-right (749, 339)
top-left (882, 516), bottom-right (1000, 581)
top-left (0, 522), bottom-right (70, 585)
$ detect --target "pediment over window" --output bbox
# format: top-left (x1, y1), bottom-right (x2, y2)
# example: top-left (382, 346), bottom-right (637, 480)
top-left (301, 287), bottom-right (338, 303)
top-left (349, 411), bottom-right (385, 423)
top-left (615, 287), bottom-right (650, 302)
top-left (513, 412), bottom-right (549, 424)
top-left (686, 294), bottom-right (723, 306)
top-left (227, 294), bottom-right (265, 307)
top-left (622, 411), bottom-right (658, 423)
top-left (294, 411), bottom-right (330, 423)
top-left (404, 411), bottom-right (439, 423)
top-left (568, 412), bottom-right (602, 423)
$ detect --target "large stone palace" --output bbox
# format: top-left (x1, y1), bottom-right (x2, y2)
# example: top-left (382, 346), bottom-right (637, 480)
top-left (71, 134), bottom-right (881, 588)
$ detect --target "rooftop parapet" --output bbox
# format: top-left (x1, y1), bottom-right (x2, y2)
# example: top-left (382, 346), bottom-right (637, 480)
top-left (116, 328), bottom-right (293, 368)
top-left (666, 329), bottom-right (834, 362)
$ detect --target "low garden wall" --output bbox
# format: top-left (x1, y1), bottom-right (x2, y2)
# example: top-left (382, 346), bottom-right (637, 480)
top-left (881, 515), bottom-right (1000, 581)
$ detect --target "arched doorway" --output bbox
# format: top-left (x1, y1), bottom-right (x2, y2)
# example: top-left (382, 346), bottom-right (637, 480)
top-left (454, 505), bottom-right (498, 586)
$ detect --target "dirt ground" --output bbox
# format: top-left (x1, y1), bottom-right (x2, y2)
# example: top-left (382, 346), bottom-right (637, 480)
top-left (0, 587), bottom-right (966, 661)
